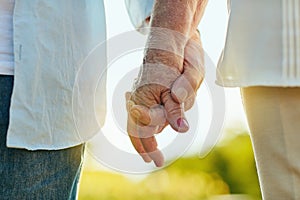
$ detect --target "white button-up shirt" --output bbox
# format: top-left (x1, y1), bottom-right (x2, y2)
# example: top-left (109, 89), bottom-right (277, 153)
top-left (7, 0), bottom-right (152, 150)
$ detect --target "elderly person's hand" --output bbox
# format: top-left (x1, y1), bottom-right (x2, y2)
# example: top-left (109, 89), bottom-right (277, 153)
top-left (126, 30), bottom-right (204, 167)
top-left (126, 0), bottom-right (207, 167)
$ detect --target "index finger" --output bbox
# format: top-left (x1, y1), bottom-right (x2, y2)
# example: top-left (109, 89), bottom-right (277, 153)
top-left (126, 93), bottom-right (165, 167)
top-left (141, 136), bottom-right (164, 167)
top-left (127, 113), bottom-right (152, 163)
top-left (135, 121), bottom-right (165, 167)
top-left (127, 116), bottom-right (164, 167)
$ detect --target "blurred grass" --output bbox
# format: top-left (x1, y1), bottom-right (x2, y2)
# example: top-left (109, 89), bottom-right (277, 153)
top-left (78, 130), bottom-right (262, 200)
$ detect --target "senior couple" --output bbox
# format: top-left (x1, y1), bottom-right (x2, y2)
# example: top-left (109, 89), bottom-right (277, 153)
top-left (0, 0), bottom-right (299, 199)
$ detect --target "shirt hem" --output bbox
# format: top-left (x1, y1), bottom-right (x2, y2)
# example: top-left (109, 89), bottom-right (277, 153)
top-left (0, 70), bottom-right (14, 75)
top-left (6, 141), bottom-right (84, 150)
top-left (6, 131), bottom-right (101, 150)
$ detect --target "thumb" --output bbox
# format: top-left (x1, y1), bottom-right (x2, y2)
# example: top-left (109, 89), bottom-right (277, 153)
top-left (161, 90), bottom-right (189, 133)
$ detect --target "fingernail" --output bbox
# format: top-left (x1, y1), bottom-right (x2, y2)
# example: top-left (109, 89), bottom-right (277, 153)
top-left (131, 109), bottom-right (141, 119)
top-left (174, 87), bottom-right (188, 102)
top-left (177, 118), bottom-right (189, 128)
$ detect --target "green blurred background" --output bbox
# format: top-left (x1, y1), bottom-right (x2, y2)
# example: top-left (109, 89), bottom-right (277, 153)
top-left (78, 128), bottom-right (261, 200)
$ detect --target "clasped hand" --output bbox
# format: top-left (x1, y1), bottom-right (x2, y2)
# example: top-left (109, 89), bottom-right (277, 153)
top-left (126, 30), bottom-right (204, 167)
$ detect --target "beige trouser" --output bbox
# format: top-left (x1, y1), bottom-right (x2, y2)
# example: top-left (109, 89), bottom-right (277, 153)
top-left (241, 87), bottom-right (300, 200)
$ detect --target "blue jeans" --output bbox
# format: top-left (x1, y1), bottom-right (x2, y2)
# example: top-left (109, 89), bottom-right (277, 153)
top-left (0, 75), bottom-right (84, 200)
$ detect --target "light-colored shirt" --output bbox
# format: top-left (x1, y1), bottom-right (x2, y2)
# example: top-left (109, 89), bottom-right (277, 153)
top-left (7, 0), bottom-right (149, 150)
top-left (125, 0), bottom-right (154, 34)
top-left (0, 0), bottom-right (14, 75)
top-left (216, 0), bottom-right (300, 87)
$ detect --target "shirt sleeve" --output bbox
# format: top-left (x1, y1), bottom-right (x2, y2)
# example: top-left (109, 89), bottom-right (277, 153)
top-left (125, 0), bottom-right (154, 34)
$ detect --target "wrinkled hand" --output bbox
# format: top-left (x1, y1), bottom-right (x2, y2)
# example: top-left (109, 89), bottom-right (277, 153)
top-left (126, 31), bottom-right (204, 167)
top-left (126, 53), bottom-right (186, 168)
